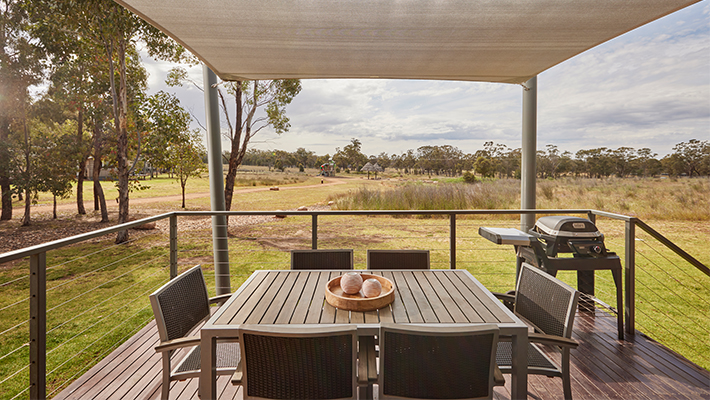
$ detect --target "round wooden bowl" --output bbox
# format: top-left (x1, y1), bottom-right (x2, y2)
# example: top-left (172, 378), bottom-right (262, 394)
top-left (325, 273), bottom-right (395, 312)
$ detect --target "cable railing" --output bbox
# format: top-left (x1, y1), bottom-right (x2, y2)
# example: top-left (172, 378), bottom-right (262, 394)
top-left (0, 208), bottom-right (707, 399)
top-left (0, 218), bottom-right (170, 400)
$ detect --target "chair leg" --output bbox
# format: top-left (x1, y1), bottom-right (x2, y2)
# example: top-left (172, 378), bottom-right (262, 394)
top-left (162, 355), bottom-right (172, 400)
top-left (562, 349), bottom-right (572, 400)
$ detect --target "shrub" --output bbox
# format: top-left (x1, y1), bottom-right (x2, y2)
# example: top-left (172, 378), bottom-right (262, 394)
top-left (462, 171), bottom-right (476, 183)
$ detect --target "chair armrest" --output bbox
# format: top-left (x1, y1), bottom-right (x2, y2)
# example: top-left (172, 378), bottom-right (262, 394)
top-left (493, 366), bottom-right (506, 387)
top-left (492, 290), bottom-right (516, 311)
top-left (155, 336), bottom-right (201, 353)
top-left (231, 360), bottom-right (243, 385)
top-left (209, 293), bottom-right (232, 305)
top-left (492, 292), bottom-right (516, 303)
top-left (529, 332), bottom-right (578, 349)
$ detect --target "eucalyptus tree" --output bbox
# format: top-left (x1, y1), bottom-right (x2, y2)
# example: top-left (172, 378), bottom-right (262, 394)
top-left (34, 121), bottom-right (77, 219)
top-left (668, 139), bottom-right (709, 177)
top-left (40, 37), bottom-right (114, 215)
top-left (375, 152), bottom-right (391, 171)
top-left (142, 91), bottom-right (192, 174)
top-left (30, 0), bottom-right (188, 242)
top-left (333, 138), bottom-right (367, 172)
top-left (166, 130), bottom-right (206, 208)
top-left (0, 0), bottom-right (45, 220)
top-left (167, 67), bottom-right (301, 212)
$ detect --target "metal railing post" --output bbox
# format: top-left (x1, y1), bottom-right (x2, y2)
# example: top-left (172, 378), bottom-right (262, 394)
top-left (312, 214), bottom-right (318, 249)
top-left (450, 214), bottom-right (456, 269)
top-left (170, 214), bottom-right (178, 279)
top-left (30, 252), bottom-right (46, 400)
top-left (625, 219), bottom-right (636, 335)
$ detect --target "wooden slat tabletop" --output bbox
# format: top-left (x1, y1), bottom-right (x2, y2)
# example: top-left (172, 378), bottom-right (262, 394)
top-left (214, 270), bottom-right (516, 326)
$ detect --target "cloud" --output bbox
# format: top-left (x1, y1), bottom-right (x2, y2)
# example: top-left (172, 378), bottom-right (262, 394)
top-left (142, 2), bottom-right (709, 157)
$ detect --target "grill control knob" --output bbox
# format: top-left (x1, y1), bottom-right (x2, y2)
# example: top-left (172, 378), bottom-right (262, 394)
top-left (591, 245), bottom-right (603, 254)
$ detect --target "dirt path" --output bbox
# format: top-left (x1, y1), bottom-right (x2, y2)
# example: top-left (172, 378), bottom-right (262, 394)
top-left (12, 178), bottom-right (348, 213)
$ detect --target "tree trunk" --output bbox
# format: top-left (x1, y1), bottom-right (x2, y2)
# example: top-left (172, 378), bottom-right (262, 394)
top-left (21, 188), bottom-right (30, 226)
top-left (0, 116), bottom-right (12, 221)
top-left (181, 183), bottom-right (186, 208)
top-left (21, 120), bottom-right (30, 226)
top-left (0, 176), bottom-right (10, 221)
top-left (53, 195), bottom-right (57, 219)
top-left (105, 37), bottom-right (130, 243)
top-left (223, 81), bottom-right (243, 221)
top-left (76, 106), bottom-right (86, 215)
top-left (92, 122), bottom-right (108, 222)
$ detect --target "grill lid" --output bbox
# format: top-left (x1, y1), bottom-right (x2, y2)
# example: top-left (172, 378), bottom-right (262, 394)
top-left (534, 216), bottom-right (601, 238)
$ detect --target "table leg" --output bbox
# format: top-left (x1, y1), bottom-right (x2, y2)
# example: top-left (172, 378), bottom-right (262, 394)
top-left (510, 329), bottom-right (528, 400)
top-left (199, 332), bottom-right (217, 400)
top-left (358, 335), bottom-right (376, 400)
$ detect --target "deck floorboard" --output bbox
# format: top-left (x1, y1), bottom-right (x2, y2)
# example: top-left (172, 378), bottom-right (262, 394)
top-left (53, 308), bottom-right (710, 400)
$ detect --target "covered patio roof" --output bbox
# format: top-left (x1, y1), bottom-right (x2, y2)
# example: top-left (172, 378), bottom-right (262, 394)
top-left (116, 0), bottom-right (699, 84)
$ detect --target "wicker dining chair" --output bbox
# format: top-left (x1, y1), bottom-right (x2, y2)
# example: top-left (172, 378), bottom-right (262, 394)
top-left (238, 324), bottom-right (358, 400)
top-left (149, 265), bottom-right (239, 400)
top-left (290, 249), bottom-right (354, 270)
top-left (367, 249), bottom-right (430, 270)
top-left (494, 263), bottom-right (580, 400)
top-left (379, 323), bottom-right (502, 400)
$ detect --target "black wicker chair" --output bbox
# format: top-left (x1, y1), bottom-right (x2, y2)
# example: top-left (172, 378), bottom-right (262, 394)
top-left (494, 262), bottom-right (580, 400)
top-left (290, 249), bottom-right (354, 270)
top-left (149, 265), bottom-right (238, 400)
top-left (379, 323), bottom-right (501, 400)
top-left (367, 250), bottom-right (430, 270)
top-left (238, 324), bottom-right (357, 400)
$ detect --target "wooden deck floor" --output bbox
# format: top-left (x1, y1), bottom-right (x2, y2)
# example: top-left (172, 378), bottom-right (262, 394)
top-left (54, 308), bottom-right (709, 400)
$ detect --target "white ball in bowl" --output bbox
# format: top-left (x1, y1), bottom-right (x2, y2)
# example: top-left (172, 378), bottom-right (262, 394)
top-left (340, 272), bottom-right (363, 295)
top-left (362, 278), bottom-right (382, 298)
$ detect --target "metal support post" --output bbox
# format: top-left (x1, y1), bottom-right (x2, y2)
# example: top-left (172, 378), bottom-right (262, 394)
top-left (169, 214), bottom-right (178, 279)
top-left (203, 65), bottom-right (231, 295)
top-left (625, 219), bottom-right (636, 335)
top-left (519, 76), bottom-right (537, 280)
top-left (30, 252), bottom-right (46, 400)
top-left (450, 214), bottom-right (456, 269)
top-left (312, 214), bottom-right (318, 249)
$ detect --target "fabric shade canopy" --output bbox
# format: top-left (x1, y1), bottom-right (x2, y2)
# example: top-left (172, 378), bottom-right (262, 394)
top-left (115, 0), bottom-right (699, 84)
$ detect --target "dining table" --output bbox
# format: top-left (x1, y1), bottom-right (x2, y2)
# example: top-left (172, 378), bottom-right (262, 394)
top-left (199, 269), bottom-right (528, 399)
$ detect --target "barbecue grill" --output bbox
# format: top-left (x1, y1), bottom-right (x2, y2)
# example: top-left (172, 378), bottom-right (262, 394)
top-left (479, 215), bottom-right (626, 340)
top-left (530, 216), bottom-right (607, 257)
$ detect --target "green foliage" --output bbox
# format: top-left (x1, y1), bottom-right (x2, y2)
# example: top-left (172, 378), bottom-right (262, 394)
top-left (474, 156), bottom-right (494, 178)
top-left (274, 159), bottom-right (284, 172)
top-left (168, 130), bottom-right (206, 207)
top-left (142, 91), bottom-right (192, 171)
top-left (462, 171), bottom-right (476, 183)
top-left (663, 139), bottom-right (710, 177)
top-left (333, 138), bottom-right (368, 171)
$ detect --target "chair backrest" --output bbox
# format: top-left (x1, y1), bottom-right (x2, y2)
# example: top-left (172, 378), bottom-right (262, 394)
top-left (149, 265), bottom-right (211, 342)
top-left (239, 325), bottom-right (357, 400)
top-left (514, 262), bottom-right (580, 338)
top-left (367, 250), bottom-right (430, 270)
top-left (379, 323), bottom-right (499, 400)
top-left (290, 249), bottom-right (354, 270)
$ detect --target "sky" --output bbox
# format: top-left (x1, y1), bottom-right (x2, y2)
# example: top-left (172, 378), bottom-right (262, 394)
top-left (141, 2), bottom-right (709, 158)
